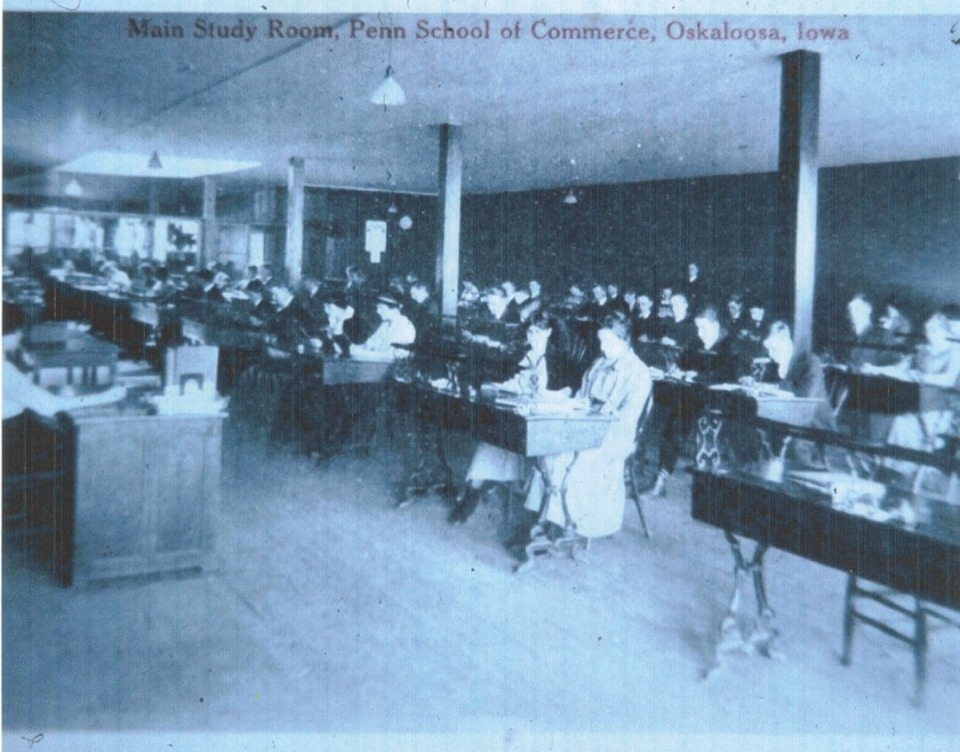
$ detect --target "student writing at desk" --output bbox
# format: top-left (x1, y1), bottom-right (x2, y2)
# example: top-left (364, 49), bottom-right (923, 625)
top-left (645, 305), bottom-right (745, 498)
top-left (313, 294), bottom-right (417, 463)
top-left (350, 294), bottom-right (416, 360)
top-left (863, 307), bottom-right (960, 461)
top-left (760, 321), bottom-right (832, 412)
top-left (448, 312), bottom-right (569, 524)
top-left (523, 314), bottom-right (651, 539)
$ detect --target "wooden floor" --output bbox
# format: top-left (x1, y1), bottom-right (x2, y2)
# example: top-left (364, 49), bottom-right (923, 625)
top-left (3, 417), bottom-right (960, 750)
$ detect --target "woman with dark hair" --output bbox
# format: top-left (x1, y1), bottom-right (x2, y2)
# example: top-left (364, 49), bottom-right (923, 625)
top-left (449, 311), bottom-right (567, 524)
top-left (523, 313), bottom-right (652, 539)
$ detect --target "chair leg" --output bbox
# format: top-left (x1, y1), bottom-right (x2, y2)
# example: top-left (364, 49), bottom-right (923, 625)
top-left (912, 599), bottom-right (928, 707)
top-left (840, 573), bottom-right (857, 666)
top-left (628, 461), bottom-right (651, 539)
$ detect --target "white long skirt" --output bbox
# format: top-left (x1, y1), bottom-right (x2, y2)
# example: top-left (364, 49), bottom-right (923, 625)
top-left (466, 442), bottom-right (527, 483)
top-left (523, 430), bottom-right (631, 539)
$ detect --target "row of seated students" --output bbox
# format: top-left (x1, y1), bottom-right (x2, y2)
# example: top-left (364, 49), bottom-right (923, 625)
top-left (28, 254), bottom-right (960, 534)
top-left (446, 278), bottom-right (960, 530)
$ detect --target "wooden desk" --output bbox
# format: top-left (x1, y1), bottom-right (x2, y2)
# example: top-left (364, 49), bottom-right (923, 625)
top-left (690, 467), bottom-right (960, 702)
top-left (48, 405), bottom-right (223, 586)
top-left (397, 382), bottom-right (615, 568)
top-left (303, 354), bottom-right (395, 386)
top-left (25, 334), bottom-right (119, 387)
top-left (825, 366), bottom-right (921, 415)
top-left (653, 377), bottom-right (827, 470)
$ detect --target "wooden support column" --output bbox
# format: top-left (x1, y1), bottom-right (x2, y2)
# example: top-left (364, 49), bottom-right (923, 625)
top-left (148, 182), bottom-right (160, 216)
top-left (201, 176), bottom-right (217, 268)
top-left (285, 157), bottom-right (305, 286)
top-left (775, 50), bottom-right (820, 353)
top-left (435, 124), bottom-right (463, 318)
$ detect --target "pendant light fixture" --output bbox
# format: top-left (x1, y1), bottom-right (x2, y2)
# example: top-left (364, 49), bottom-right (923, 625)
top-left (369, 65), bottom-right (407, 107)
top-left (64, 177), bottom-right (85, 197)
top-left (148, 150), bottom-right (163, 170)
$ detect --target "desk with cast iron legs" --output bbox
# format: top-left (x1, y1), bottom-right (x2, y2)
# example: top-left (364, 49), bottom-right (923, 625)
top-left (395, 382), bottom-right (614, 567)
top-left (690, 458), bottom-right (960, 705)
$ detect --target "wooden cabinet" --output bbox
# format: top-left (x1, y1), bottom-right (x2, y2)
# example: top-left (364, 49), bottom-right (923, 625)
top-left (56, 409), bottom-right (223, 586)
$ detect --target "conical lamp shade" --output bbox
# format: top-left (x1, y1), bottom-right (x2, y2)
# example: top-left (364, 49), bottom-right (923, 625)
top-left (370, 66), bottom-right (407, 107)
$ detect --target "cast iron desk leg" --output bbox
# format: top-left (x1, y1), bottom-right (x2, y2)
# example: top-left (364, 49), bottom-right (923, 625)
top-left (705, 531), bottom-right (779, 677)
top-left (696, 411), bottom-right (723, 470)
top-left (399, 399), bottom-right (456, 508)
top-left (515, 454), bottom-right (585, 573)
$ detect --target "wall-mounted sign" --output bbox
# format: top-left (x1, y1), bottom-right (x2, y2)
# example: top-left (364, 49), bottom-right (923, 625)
top-left (365, 219), bottom-right (387, 264)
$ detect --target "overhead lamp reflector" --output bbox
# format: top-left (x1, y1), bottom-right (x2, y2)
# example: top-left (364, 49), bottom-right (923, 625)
top-left (370, 66), bottom-right (407, 107)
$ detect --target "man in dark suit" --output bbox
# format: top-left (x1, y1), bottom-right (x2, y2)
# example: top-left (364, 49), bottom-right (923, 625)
top-left (763, 319), bottom-right (835, 430)
top-left (682, 305), bottom-right (744, 384)
top-left (266, 284), bottom-right (316, 351)
top-left (683, 262), bottom-right (704, 313)
top-left (631, 292), bottom-right (661, 343)
top-left (407, 280), bottom-right (440, 349)
top-left (296, 276), bottom-right (327, 333)
top-left (661, 291), bottom-right (697, 351)
top-left (646, 304), bottom-right (746, 498)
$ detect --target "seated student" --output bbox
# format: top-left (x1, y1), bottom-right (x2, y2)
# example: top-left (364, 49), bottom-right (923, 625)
top-left (350, 293), bottom-right (416, 359)
top-left (761, 320), bottom-right (835, 429)
top-left (681, 305), bottom-right (744, 384)
top-left (238, 264), bottom-right (259, 290)
top-left (47, 258), bottom-right (76, 282)
top-left (660, 292), bottom-right (697, 351)
top-left (449, 312), bottom-right (566, 524)
top-left (586, 283), bottom-right (611, 322)
top-left (244, 279), bottom-right (275, 326)
top-left (99, 260), bottom-right (132, 291)
top-left (318, 292), bottom-right (358, 357)
top-left (878, 294), bottom-right (914, 348)
top-left (458, 278), bottom-right (482, 313)
top-left (723, 293), bottom-right (751, 341)
top-left (631, 292), bottom-right (661, 343)
top-left (846, 293), bottom-right (901, 369)
top-left (523, 314), bottom-right (651, 539)
top-left (203, 270), bottom-right (230, 304)
top-left (266, 284), bottom-right (317, 352)
top-left (463, 287), bottom-right (520, 344)
top-left (657, 286), bottom-right (674, 320)
top-left (865, 308), bottom-right (960, 459)
top-left (406, 281), bottom-right (440, 345)
top-left (605, 283), bottom-right (630, 317)
top-left (645, 306), bottom-right (745, 498)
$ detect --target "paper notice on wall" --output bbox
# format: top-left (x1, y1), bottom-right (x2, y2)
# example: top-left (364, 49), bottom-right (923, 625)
top-left (365, 220), bottom-right (387, 264)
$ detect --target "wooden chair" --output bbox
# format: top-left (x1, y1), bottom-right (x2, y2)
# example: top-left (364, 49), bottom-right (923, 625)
top-left (625, 391), bottom-right (657, 538)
